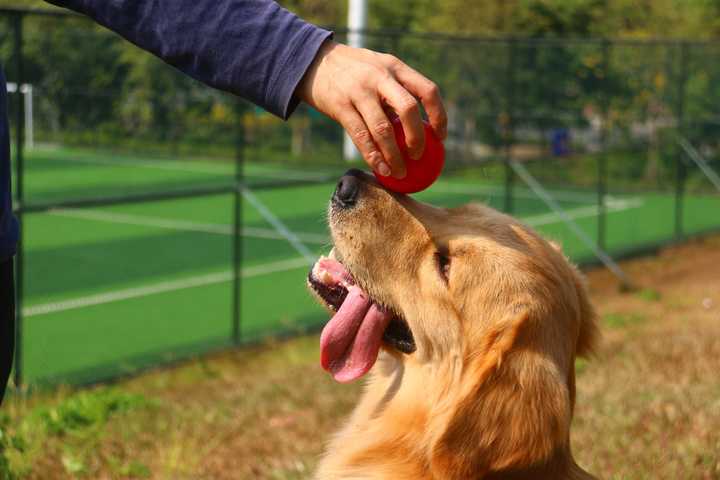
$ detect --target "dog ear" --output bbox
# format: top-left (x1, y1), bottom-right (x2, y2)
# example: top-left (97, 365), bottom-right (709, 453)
top-left (572, 268), bottom-right (599, 358)
top-left (429, 308), bottom-right (571, 479)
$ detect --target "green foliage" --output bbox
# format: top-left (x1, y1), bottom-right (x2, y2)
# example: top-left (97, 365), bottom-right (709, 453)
top-left (119, 461), bottom-right (151, 478)
top-left (36, 388), bottom-right (150, 437)
top-left (408, 0), bottom-right (720, 38)
top-left (637, 288), bottom-right (662, 302)
top-left (61, 453), bottom-right (85, 475)
top-left (603, 312), bottom-right (646, 328)
top-left (513, 0), bottom-right (606, 37)
top-left (278, 0), bottom-right (345, 27)
top-left (0, 415), bottom-right (18, 480)
top-left (0, 387), bottom-right (156, 478)
top-left (2, 1), bottom-right (720, 164)
top-left (0, 0), bottom-right (50, 7)
top-left (575, 357), bottom-right (589, 374)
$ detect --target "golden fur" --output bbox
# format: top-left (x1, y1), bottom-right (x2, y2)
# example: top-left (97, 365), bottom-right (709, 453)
top-left (315, 173), bottom-right (599, 480)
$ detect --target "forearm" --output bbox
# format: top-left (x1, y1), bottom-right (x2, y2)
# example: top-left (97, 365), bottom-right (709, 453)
top-left (45, 0), bottom-right (332, 118)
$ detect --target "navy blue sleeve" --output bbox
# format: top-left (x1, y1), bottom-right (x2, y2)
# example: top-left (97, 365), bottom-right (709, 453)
top-left (0, 68), bottom-right (17, 261)
top-left (45, 0), bottom-right (333, 119)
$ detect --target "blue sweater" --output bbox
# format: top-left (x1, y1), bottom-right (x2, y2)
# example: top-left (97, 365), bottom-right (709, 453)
top-left (0, 0), bottom-right (332, 261)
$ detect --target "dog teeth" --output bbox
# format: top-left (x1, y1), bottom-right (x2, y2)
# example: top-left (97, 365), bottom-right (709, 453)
top-left (311, 259), bottom-right (325, 278)
top-left (320, 270), bottom-right (334, 284)
top-left (312, 257), bottom-right (337, 286)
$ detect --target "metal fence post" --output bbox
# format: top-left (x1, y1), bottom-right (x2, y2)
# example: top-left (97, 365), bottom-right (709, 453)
top-left (675, 152), bottom-right (686, 239)
top-left (12, 11), bottom-right (25, 388)
top-left (597, 41), bottom-right (610, 250)
top-left (503, 39), bottom-right (516, 214)
top-left (232, 100), bottom-right (245, 346)
top-left (674, 42), bottom-right (689, 239)
top-left (4, 14), bottom-right (720, 386)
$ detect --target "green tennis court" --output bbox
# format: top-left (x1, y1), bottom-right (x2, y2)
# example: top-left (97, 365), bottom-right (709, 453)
top-left (14, 147), bottom-right (720, 385)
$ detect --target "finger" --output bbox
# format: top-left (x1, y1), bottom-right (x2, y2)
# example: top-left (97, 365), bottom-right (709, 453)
top-left (380, 78), bottom-right (424, 160)
top-left (337, 107), bottom-right (392, 177)
top-left (354, 96), bottom-right (406, 179)
top-left (393, 63), bottom-right (447, 140)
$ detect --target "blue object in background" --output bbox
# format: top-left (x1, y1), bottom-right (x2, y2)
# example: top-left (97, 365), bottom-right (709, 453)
top-left (551, 128), bottom-right (571, 156)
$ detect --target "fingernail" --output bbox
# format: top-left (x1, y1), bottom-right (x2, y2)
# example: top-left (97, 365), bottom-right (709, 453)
top-left (377, 162), bottom-right (391, 177)
top-left (410, 147), bottom-right (423, 160)
top-left (393, 168), bottom-right (407, 180)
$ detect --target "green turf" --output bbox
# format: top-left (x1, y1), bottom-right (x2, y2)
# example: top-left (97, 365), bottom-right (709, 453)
top-left (12, 146), bottom-right (720, 384)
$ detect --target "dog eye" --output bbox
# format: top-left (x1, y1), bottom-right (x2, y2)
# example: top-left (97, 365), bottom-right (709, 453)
top-left (436, 252), bottom-right (450, 283)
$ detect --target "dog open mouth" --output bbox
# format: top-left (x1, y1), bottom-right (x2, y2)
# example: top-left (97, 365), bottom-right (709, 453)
top-left (308, 255), bottom-right (416, 383)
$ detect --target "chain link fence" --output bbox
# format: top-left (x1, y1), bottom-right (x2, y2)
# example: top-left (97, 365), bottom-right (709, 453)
top-left (2, 8), bottom-right (719, 386)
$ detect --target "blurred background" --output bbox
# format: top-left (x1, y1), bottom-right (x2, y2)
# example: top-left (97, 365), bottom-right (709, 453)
top-left (0, 1), bottom-right (719, 479)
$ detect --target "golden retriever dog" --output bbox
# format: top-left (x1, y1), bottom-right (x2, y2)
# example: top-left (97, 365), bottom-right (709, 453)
top-left (307, 169), bottom-right (598, 480)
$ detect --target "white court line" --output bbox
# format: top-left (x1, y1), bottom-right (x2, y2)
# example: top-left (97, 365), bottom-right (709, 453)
top-left (509, 159), bottom-right (633, 286)
top-left (23, 257), bottom-right (310, 317)
top-left (48, 151), bottom-right (334, 181)
top-left (522, 197), bottom-right (644, 227)
top-left (30, 196), bottom-right (643, 317)
top-left (49, 208), bottom-right (330, 245)
top-left (54, 153), bottom-right (232, 175)
top-left (44, 149), bottom-right (605, 194)
top-left (240, 186), bottom-right (316, 263)
top-left (49, 197), bottom-right (642, 247)
top-left (677, 136), bottom-right (720, 192)
top-left (246, 164), bottom-right (336, 181)
top-left (431, 182), bottom-right (599, 204)
top-left (51, 199), bottom-right (640, 242)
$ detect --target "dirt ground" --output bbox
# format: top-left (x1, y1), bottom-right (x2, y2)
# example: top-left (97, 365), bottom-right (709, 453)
top-left (2, 235), bottom-right (719, 480)
top-left (572, 235), bottom-right (720, 478)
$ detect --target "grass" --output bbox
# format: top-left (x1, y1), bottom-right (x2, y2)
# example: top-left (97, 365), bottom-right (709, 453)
top-left (1, 388), bottom-right (155, 479)
top-left (636, 288), bottom-right (662, 302)
top-left (602, 312), bottom-right (647, 328)
top-left (1, 234), bottom-right (720, 479)
top-left (2, 336), bottom-right (362, 479)
top-left (9, 145), bottom-right (720, 387)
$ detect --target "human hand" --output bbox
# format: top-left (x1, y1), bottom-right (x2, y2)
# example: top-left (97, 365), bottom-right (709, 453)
top-left (296, 40), bottom-right (447, 179)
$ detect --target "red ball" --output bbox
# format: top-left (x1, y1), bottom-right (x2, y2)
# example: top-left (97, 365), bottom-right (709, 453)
top-left (374, 118), bottom-right (445, 194)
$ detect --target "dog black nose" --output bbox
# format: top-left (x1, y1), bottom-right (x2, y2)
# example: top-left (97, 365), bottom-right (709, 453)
top-left (332, 169), bottom-right (364, 208)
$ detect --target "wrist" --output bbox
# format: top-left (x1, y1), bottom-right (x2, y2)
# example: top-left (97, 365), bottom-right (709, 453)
top-left (297, 39), bottom-right (335, 105)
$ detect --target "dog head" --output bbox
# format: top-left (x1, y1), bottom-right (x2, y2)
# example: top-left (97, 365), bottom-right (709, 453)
top-left (308, 169), bottom-right (598, 476)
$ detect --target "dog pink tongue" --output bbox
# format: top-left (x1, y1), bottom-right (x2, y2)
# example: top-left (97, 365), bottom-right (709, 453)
top-left (320, 286), bottom-right (393, 383)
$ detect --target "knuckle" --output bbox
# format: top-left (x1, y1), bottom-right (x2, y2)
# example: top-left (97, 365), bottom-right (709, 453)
top-left (336, 98), bottom-right (353, 109)
top-left (361, 65), bottom-right (385, 82)
top-left (405, 134), bottom-right (421, 148)
top-left (352, 126), bottom-right (373, 144)
top-left (387, 151), bottom-right (403, 166)
top-left (373, 121), bottom-right (394, 139)
top-left (367, 151), bottom-right (383, 166)
top-left (383, 53), bottom-right (400, 66)
top-left (424, 81), bottom-right (440, 98)
top-left (398, 96), bottom-right (419, 116)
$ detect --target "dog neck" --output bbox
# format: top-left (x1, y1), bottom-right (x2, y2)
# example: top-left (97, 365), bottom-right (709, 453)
top-left (482, 448), bottom-right (596, 480)
top-left (315, 353), bottom-right (595, 480)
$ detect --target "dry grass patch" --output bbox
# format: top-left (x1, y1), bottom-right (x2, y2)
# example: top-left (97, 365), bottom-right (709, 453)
top-left (1, 236), bottom-right (719, 479)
